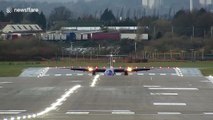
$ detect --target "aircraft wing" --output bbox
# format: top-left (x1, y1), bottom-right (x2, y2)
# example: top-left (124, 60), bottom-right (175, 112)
top-left (114, 68), bottom-right (125, 72)
top-left (132, 68), bottom-right (150, 72)
top-left (71, 68), bottom-right (89, 71)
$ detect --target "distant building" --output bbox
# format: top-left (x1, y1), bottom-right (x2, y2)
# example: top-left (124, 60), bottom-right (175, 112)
top-left (2, 24), bottom-right (42, 33)
top-left (1, 24), bottom-right (43, 40)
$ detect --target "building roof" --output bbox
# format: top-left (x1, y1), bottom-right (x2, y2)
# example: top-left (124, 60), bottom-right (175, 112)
top-left (2, 24), bottom-right (43, 33)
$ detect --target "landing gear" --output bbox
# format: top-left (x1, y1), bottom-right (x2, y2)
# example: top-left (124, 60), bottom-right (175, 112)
top-left (92, 71), bottom-right (96, 76)
top-left (124, 71), bottom-right (128, 76)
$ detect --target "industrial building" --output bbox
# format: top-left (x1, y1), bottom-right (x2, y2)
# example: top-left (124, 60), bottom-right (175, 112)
top-left (1, 24), bottom-right (43, 40)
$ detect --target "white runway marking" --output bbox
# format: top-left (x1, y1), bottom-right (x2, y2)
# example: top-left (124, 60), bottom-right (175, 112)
top-left (160, 73), bottom-right (166, 76)
top-left (67, 110), bottom-right (130, 112)
top-left (149, 88), bottom-right (198, 90)
top-left (90, 75), bottom-right (100, 87)
top-left (66, 74), bottom-right (72, 76)
top-left (55, 74), bottom-right (62, 76)
top-left (137, 73), bottom-right (144, 76)
top-left (37, 85), bottom-right (81, 116)
top-left (171, 73), bottom-right (178, 76)
top-left (153, 103), bottom-right (186, 106)
top-left (150, 93), bottom-right (178, 96)
top-left (149, 73), bottom-right (156, 75)
top-left (66, 112), bottom-right (89, 114)
top-left (158, 112), bottom-right (181, 115)
top-left (71, 81), bottom-right (83, 83)
top-left (204, 112), bottom-right (213, 115)
top-left (112, 112), bottom-right (135, 115)
top-left (77, 73), bottom-right (84, 76)
top-left (144, 85), bottom-right (160, 88)
top-left (0, 82), bottom-right (13, 84)
top-left (207, 76), bottom-right (213, 84)
top-left (0, 110), bottom-right (26, 115)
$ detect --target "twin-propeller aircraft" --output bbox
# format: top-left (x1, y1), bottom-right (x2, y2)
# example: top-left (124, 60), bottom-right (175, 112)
top-left (69, 54), bottom-right (150, 76)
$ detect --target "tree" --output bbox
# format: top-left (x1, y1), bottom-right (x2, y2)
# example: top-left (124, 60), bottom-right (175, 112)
top-left (38, 12), bottom-right (46, 30)
top-left (100, 8), bottom-right (116, 25)
top-left (49, 6), bottom-right (72, 22)
top-left (6, 10), bottom-right (23, 23)
top-left (0, 10), bottom-right (5, 22)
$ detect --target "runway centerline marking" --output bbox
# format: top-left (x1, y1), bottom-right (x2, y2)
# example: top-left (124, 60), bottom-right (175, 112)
top-left (66, 112), bottom-right (89, 115)
top-left (160, 73), bottom-right (166, 76)
top-left (150, 93), bottom-right (178, 96)
top-left (153, 103), bottom-right (186, 106)
top-left (0, 110), bottom-right (26, 115)
top-left (144, 85), bottom-right (160, 88)
top-left (158, 112), bottom-right (181, 115)
top-left (149, 73), bottom-right (156, 75)
top-left (112, 112), bottom-right (135, 115)
top-left (66, 74), bottom-right (72, 76)
top-left (90, 75), bottom-right (100, 87)
top-left (0, 82), bottom-right (13, 84)
top-left (149, 88), bottom-right (199, 90)
top-left (55, 74), bottom-right (62, 76)
top-left (204, 112), bottom-right (213, 115)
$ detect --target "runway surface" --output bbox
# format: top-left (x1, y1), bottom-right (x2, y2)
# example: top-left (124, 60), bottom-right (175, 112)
top-left (1, 67), bottom-right (213, 120)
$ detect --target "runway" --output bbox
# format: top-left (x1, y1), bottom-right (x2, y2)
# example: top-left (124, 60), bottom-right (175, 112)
top-left (1, 67), bottom-right (213, 120)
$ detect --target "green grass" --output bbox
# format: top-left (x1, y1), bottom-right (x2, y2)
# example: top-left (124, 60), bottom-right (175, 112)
top-left (0, 60), bottom-right (212, 77)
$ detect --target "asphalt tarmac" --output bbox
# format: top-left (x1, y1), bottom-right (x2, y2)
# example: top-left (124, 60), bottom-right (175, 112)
top-left (1, 67), bottom-right (213, 120)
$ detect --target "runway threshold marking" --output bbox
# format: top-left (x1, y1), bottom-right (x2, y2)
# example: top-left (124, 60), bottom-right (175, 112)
top-left (153, 103), bottom-right (186, 106)
top-left (150, 93), bottom-right (178, 96)
top-left (149, 88), bottom-right (199, 90)
top-left (158, 112), bottom-right (181, 115)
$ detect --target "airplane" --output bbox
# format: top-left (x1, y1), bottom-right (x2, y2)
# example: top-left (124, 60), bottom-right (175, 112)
top-left (70, 54), bottom-right (150, 76)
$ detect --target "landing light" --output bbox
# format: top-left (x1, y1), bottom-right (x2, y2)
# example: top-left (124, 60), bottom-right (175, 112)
top-left (88, 67), bottom-right (94, 72)
top-left (127, 67), bottom-right (133, 72)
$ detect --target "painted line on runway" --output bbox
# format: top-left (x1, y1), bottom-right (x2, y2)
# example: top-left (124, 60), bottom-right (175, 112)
top-left (153, 103), bottom-right (186, 106)
top-left (71, 81), bottom-right (83, 83)
top-left (66, 74), bottom-right (73, 76)
top-left (149, 73), bottom-right (156, 76)
top-left (55, 74), bottom-right (62, 76)
top-left (158, 112), bottom-right (181, 115)
top-left (77, 73), bottom-right (84, 76)
top-left (90, 75), bottom-right (100, 87)
top-left (137, 73), bottom-right (144, 76)
top-left (149, 88), bottom-right (199, 90)
top-left (0, 110), bottom-right (26, 115)
top-left (160, 73), bottom-right (166, 76)
top-left (0, 82), bottom-right (13, 84)
top-left (37, 85), bottom-right (81, 116)
top-left (204, 112), bottom-right (213, 115)
top-left (112, 112), bottom-right (135, 115)
top-left (144, 85), bottom-right (161, 88)
top-left (150, 93), bottom-right (178, 96)
top-left (66, 112), bottom-right (89, 115)
top-left (171, 73), bottom-right (178, 76)
top-left (67, 110), bottom-right (130, 112)
top-left (207, 76), bottom-right (213, 84)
